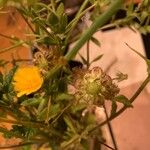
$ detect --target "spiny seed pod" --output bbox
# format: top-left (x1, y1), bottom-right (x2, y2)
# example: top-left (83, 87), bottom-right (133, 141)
top-left (72, 67), bottom-right (120, 105)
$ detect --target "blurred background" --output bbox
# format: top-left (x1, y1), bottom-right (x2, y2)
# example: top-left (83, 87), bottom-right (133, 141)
top-left (0, 0), bottom-right (150, 149)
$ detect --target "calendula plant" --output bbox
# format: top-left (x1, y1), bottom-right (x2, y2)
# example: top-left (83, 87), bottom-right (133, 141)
top-left (0, 0), bottom-right (150, 149)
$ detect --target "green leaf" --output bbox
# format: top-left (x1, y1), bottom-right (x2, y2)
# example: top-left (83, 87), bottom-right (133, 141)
top-left (91, 54), bottom-right (103, 63)
top-left (4, 125), bottom-right (36, 139)
top-left (0, 127), bottom-right (10, 137)
top-left (47, 12), bottom-right (59, 26)
top-left (38, 104), bottom-right (60, 121)
top-left (0, 60), bottom-right (8, 67)
top-left (21, 98), bottom-right (42, 106)
top-left (111, 100), bottom-right (117, 116)
top-left (71, 103), bottom-right (87, 114)
top-left (85, 113), bottom-right (96, 125)
top-left (39, 36), bottom-right (58, 45)
top-left (59, 14), bottom-right (68, 32)
top-left (3, 66), bottom-right (17, 92)
top-left (22, 145), bottom-right (32, 150)
top-left (27, 0), bottom-right (38, 5)
top-left (115, 95), bottom-right (133, 107)
top-left (37, 98), bottom-right (47, 113)
top-left (125, 43), bottom-right (150, 74)
top-left (56, 93), bottom-right (74, 101)
top-left (81, 139), bottom-right (89, 150)
top-left (0, 71), bottom-right (3, 83)
top-left (79, 53), bottom-right (87, 65)
top-left (91, 36), bottom-right (101, 47)
top-left (61, 135), bottom-right (79, 148)
top-left (56, 3), bottom-right (64, 17)
top-left (63, 115), bottom-right (77, 134)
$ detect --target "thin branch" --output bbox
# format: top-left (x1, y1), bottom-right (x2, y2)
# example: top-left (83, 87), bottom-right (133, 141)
top-left (125, 43), bottom-right (147, 60)
top-left (0, 142), bottom-right (34, 149)
top-left (51, 103), bottom-right (72, 125)
top-left (86, 40), bottom-right (90, 69)
top-left (103, 104), bottom-right (118, 150)
top-left (64, 0), bottom-right (90, 47)
top-left (0, 33), bottom-right (16, 41)
top-left (18, 9), bottom-right (35, 33)
top-left (98, 140), bottom-right (116, 150)
top-left (0, 117), bottom-right (45, 129)
top-left (0, 41), bottom-right (25, 54)
top-left (104, 58), bottom-right (117, 73)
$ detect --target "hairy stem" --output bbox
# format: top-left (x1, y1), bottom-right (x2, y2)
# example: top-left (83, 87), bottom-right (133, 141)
top-left (65, 0), bottom-right (124, 60)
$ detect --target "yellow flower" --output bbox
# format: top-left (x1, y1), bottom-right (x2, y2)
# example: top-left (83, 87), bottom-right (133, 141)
top-left (13, 66), bottom-right (43, 97)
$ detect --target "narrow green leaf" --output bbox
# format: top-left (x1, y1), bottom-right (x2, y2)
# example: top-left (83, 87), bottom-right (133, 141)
top-left (64, 115), bottom-right (77, 134)
top-left (38, 104), bottom-right (60, 121)
top-left (115, 95), bottom-right (133, 107)
top-left (0, 60), bottom-right (8, 67)
top-left (56, 3), bottom-right (64, 17)
top-left (3, 66), bottom-right (18, 92)
top-left (21, 98), bottom-right (42, 106)
top-left (22, 145), bottom-right (32, 150)
top-left (125, 43), bottom-right (150, 74)
top-left (79, 53), bottom-right (87, 65)
top-left (91, 54), bottom-right (103, 63)
top-left (61, 135), bottom-right (79, 148)
top-left (81, 139), bottom-right (89, 150)
top-left (111, 101), bottom-right (117, 117)
top-left (0, 71), bottom-right (3, 83)
top-left (59, 14), bottom-right (68, 32)
top-left (71, 103), bottom-right (87, 114)
top-left (47, 12), bottom-right (59, 26)
top-left (91, 36), bottom-right (101, 47)
top-left (56, 93), bottom-right (74, 101)
top-left (37, 98), bottom-right (47, 113)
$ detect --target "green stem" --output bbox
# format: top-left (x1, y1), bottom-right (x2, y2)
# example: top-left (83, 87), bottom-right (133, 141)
top-left (0, 142), bottom-right (35, 149)
top-left (64, 0), bottom-right (90, 49)
top-left (86, 40), bottom-right (90, 68)
top-left (0, 41), bottom-right (25, 54)
top-left (65, 0), bottom-right (124, 61)
top-left (0, 33), bottom-right (16, 41)
top-left (103, 104), bottom-right (118, 150)
top-left (18, 9), bottom-right (35, 33)
top-left (0, 117), bottom-right (45, 128)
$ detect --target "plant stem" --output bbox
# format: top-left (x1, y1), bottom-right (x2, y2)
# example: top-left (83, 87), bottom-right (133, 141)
top-left (103, 104), bottom-right (118, 150)
top-left (98, 140), bottom-right (116, 150)
top-left (0, 41), bottom-right (25, 54)
top-left (18, 10), bottom-right (35, 33)
top-left (87, 40), bottom-right (90, 68)
top-left (0, 33), bottom-right (16, 40)
top-left (0, 117), bottom-right (45, 128)
top-left (65, 0), bottom-right (124, 61)
top-left (0, 142), bottom-right (35, 149)
top-left (64, 0), bottom-right (90, 49)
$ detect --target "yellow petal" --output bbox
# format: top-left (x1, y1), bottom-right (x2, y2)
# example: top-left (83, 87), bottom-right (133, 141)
top-left (13, 66), bottom-right (43, 97)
